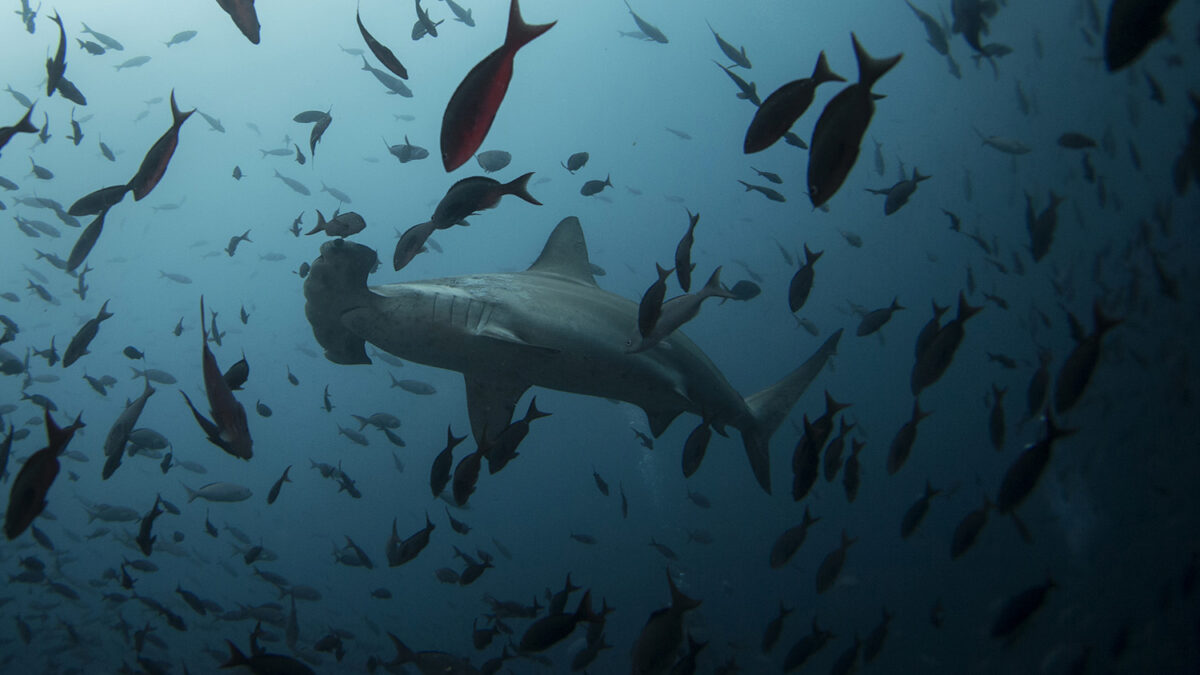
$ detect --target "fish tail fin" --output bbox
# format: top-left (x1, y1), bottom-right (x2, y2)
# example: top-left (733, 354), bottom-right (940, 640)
top-left (811, 50), bottom-right (845, 84)
top-left (14, 105), bottom-right (36, 133)
top-left (604, 173), bottom-right (612, 187)
top-left (505, 171), bottom-right (541, 205)
top-left (387, 632), bottom-right (416, 665)
top-left (524, 396), bottom-right (551, 422)
top-left (955, 291), bottom-right (984, 322)
top-left (181, 482), bottom-right (198, 503)
top-left (504, 0), bottom-right (555, 51)
top-left (302, 240), bottom-right (374, 365)
top-left (700, 266), bottom-right (738, 301)
top-left (305, 210), bottom-right (327, 236)
top-left (222, 640), bottom-right (250, 667)
top-left (740, 330), bottom-right (842, 493)
top-left (853, 24), bottom-right (903, 78)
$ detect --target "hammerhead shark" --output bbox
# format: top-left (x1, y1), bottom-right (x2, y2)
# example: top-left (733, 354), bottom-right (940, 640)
top-left (303, 216), bottom-right (840, 493)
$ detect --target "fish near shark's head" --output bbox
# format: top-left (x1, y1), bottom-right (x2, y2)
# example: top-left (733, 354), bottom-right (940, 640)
top-left (303, 239), bottom-right (378, 365)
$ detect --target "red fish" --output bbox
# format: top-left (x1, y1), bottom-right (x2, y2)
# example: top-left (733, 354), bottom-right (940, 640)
top-left (5, 409), bottom-right (85, 540)
top-left (440, 0), bottom-right (554, 171)
top-left (128, 91), bottom-right (194, 201)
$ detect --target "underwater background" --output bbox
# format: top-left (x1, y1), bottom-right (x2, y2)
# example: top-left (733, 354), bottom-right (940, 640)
top-left (1, 0), bottom-right (1198, 672)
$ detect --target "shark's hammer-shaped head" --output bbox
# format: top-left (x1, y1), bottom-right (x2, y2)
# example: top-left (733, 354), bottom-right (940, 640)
top-left (304, 238), bottom-right (378, 365)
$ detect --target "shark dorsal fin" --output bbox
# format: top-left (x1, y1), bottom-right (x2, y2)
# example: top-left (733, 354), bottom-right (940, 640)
top-left (525, 217), bottom-right (597, 286)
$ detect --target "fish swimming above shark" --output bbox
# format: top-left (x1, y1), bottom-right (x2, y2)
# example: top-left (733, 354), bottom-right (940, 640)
top-left (304, 216), bottom-right (840, 493)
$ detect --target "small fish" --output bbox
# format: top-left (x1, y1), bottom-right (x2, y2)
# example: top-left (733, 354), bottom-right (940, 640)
top-left (745, 52), bottom-right (843, 153)
top-left (580, 174), bottom-right (612, 196)
top-left (561, 151), bottom-right (588, 173)
top-left (737, 180), bottom-right (785, 202)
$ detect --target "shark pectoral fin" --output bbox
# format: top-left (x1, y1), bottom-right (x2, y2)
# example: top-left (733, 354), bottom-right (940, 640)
top-left (476, 325), bottom-right (560, 355)
top-left (464, 375), bottom-right (529, 446)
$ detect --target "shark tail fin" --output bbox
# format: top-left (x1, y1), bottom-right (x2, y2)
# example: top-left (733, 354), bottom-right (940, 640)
top-left (302, 240), bottom-right (376, 365)
top-left (740, 330), bottom-right (842, 493)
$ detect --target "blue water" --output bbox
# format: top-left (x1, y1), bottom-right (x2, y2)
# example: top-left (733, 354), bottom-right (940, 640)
top-left (1, 0), bottom-right (1198, 672)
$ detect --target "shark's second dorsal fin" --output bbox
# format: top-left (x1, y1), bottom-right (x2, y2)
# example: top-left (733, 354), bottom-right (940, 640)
top-left (525, 216), bottom-right (597, 286)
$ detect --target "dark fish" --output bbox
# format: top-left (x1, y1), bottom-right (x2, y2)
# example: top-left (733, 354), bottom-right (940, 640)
top-left (637, 263), bottom-right (673, 338)
top-left (762, 602), bottom-right (793, 654)
top-left (310, 113), bottom-right (331, 158)
top-left (866, 166), bottom-right (930, 215)
top-left (66, 208), bottom-right (109, 272)
top-left (225, 229), bottom-right (251, 256)
top-left (856, 297), bottom-right (904, 336)
top-left (995, 414), bottom-right (1075, 521)
top-left (68, 184), bottom-right (128, 217)
top-left (45, 12), bottom-right (66, 97)
top-left (164, 30), bottom-right (198, 47)
top-left (181, 297), bottom-right (252, 459)
top-left (29, 158), bottom-right (53, 179)
top-left (808, 35), bottom-right (902, 207)
top-left (886, 399), bottom-right (930, 475)
top-left (357, 8), bottom-right (408, 79)
top-left (487, 397), bottom-right (551, 474)
top-left (1025, 350), bottom-right (1051, 419)
top-left (631, 571), bottom-right (699, 674)
top-left (822, 417), bottom-right (856, 482)
top-left (5, 410), bottom-right (84, 540)
top-left (950, 495), bottom-right (992, 559)
top-left (273, 170), bottom-right (309, 195)
top-left (114, 55), bottom-right (151, 71)
top-left (788, 244), bottom-right (822, 313)
top-left (753, 167), bottom-right (783, 184)
top-left (1054, 303), bottom-right (1120, 413)
top-left (899, 481), bottom-right (941, 538)
top-left (440, 0), bottom-right (555, 171)
top-left (862, 608), bottom-right (892, 662)
top-left (306, 210), bottom-right (366, 238)
top-left (727, 280), bottom-right (761, 301)
top-left (135, 496), bottom-right (163, 555)
top-left (714, 61), bottom-right (760, 105)
top-left (451, 443), bottom-right (485, 506)
top-left (519, 591), bottom-right (595, 652)
top-left (266, 466), bottom-right (291, 505)
top-left (215, 0), bottom-right (261, 45)
top-left (580, 174), bottom-right (612, 196)
top-left (430, 425), bottom-right (467, 497)
top-left (437, 172), bottom-right (542, 229)
top-left (1103, 0), bottom-right (1176, 71)
top-left (782, 618), bottom-right (834, 672)
top-left (476, 149), bottom-right (512, 172)
top-left (63, 300), bottom-right (114, 367)
top-left (562, 151), bottom-right (588, 173)
top-left (592, 467), bottom-right (609, 496)
top-left (744, 52), bottom-right (844, 154)
top-left (623, 1), bottom-right (668, 43)
top-left (127, 92), bottom-right (193, 201)
top-left (991, 578), bottom-right (1055, 639)
top-left (361, 57), bottom-right (412, 96)
top-left (223, 354), bottom-right (249, 390)
top-left (445, 507), bottom-right (470, 534)
top-left (989, 385), bottom-right (1006, 451)
top-left (911, 293), bottom-right (983, 393)
top-left (705, 20), bottom-right (750, 68)
top-left (1057, 132), bottom-right (1096, 149)
top-left (770, 505), bottom-right (819, 568)
top-left (737, 180), bottom-right (785, 202)
top-left (674, 210), bottom-right (699, 292)
top-left (815, 530), bottom-right (855, 593)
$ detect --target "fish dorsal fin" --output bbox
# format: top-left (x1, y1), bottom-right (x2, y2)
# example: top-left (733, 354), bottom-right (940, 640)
top-left (525, 217), bottom-right (597, 286)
